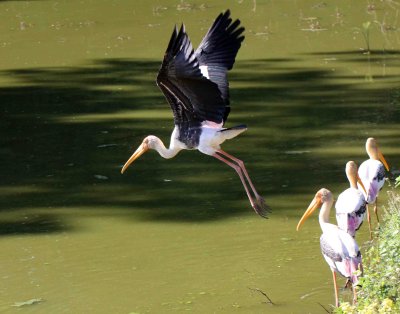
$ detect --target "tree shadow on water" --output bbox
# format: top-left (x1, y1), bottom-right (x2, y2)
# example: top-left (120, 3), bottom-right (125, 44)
top-left (0, 214), bottom-right (69, 236)
top-left (1, 56), bottom-right (399, 234)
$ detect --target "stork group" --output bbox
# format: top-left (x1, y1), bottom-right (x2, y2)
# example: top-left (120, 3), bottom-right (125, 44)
top-left (118, 9), bottom-right (392, 310)
top-left (297, 137), bottom-right (390, 307)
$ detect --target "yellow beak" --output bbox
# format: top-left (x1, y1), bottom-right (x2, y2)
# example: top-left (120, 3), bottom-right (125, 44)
top-left (378, 149), bottom-right (389, 171)
top-left (356, 174), bottom-right (367, 195)
top-left (121, 142), bottom-right (149, 174)
top-left (296, 196), bottom-right (321, 231)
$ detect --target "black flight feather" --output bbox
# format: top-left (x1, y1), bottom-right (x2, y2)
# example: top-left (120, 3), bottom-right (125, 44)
top-left (156, 10), bottom-right (244, 126)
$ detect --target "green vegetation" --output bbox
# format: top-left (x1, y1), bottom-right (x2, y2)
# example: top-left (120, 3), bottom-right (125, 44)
top-left (395, 176), bottom-right (400, 188)
top-left (335, 184), bottom-right (400, 313)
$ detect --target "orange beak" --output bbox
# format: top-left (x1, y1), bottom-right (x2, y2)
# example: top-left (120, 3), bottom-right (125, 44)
top-left (121, 142), bottom-right (149, 174)
top-left (378, 149), bottom-right (389, 171)
top-left (296, 194), bottom-right (322, 231)
top-left (356, 174), bottom-right (367, 195)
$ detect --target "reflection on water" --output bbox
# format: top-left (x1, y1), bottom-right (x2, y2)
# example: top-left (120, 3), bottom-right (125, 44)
top-left (0, 1), bottom-right (399, 313)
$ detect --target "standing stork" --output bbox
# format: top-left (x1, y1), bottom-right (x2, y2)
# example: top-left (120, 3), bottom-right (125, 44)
top-left (121, 10), bottom-right (270, 218)
top-left (335, 161), bottom-right (368, 238)
top-left (297, 188), bottom-right (363, 307)
top-left (357, 138), bottom-right (389, 229)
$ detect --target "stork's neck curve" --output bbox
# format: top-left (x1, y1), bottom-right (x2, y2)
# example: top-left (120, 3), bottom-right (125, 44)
top-left (348, 178), bottom-right (358, 189)
top-left (152, 136), bottom-right (181, 159)
top-left (366, 138), bottom-right (379, 160)
top-left (346, 164), bottom-right (358, 189)
top-left (319, 198), bottom-right (334, 230)
top-left (367, 149), bottom-right (379, 161)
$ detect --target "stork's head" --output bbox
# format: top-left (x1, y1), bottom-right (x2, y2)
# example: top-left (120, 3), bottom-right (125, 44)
top-left (366, 137), bottom-right (389, 171)
top-left (296, 188), bottom-right (333, 231)
top-left (121, 136), bottom-right (158, 174)
top-left (346, 161), bottom-right (367, 194)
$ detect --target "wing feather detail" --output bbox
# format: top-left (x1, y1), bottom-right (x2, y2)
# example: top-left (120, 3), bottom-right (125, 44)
top-left (195, 10), bottom-right (245, 122)
top-left (156, 10), bottom-right (244, 126)
top-left (157, 24), bottom-right (226, 125)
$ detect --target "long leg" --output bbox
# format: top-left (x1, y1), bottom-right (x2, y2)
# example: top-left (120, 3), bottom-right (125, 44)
top-left (217, 149), bottom-right (260, 198)
top-left (216, 150), bottom-right (270, 215)
top-left (374, 197), bottom-right (380, 223)
top-left (352, 284), bottom-right (357, 305)
top-left (332, 270), bottom-right (339, 307)
top-left (213, 152), bottom-right (269, 218)
top-left (366, 204), bottom-right (373, 240)
top-left (212, 154), bottom-right (257, 211)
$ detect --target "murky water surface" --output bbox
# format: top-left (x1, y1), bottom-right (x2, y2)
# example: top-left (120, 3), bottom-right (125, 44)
top-left (1, 1), bottom-right (400, 313)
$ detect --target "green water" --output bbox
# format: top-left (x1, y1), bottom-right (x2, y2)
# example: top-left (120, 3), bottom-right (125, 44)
top-left (1, 1), bottom-right (400, 313)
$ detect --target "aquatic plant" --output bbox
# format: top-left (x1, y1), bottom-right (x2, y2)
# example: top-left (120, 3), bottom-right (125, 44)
top-left (361, 21), bottom-right (371, 54)
top-left (395, 176), bottom-right (400, 188)
top-left (335, 189), bottom-right (400, 313)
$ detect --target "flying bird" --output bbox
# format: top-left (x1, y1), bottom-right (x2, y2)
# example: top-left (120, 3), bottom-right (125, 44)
top-left (121, 10), bottom-right (270, 218)
top-left (335, 161), bottom-right (367, 238)
top-left (357, 138), bottom-right (389, 230)
top-left (297, 188), bottom-right (363, 307)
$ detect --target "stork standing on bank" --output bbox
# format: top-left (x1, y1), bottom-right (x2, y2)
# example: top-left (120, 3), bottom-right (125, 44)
top-left (121, 10), bottom-right (270, 217)
top-left (297, 188), bottom-right (363, 307)
top-left (335, 161), bottom-right (368, 238)
top-left (357, 138), bottom-right (389, 230)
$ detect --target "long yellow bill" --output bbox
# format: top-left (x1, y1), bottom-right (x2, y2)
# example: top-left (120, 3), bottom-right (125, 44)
top-left (296, 195), bottom-right (321, 231)
top-left (378, 149), bottom-right (390, 171)
top-left (356, 174), bottom-right (367, 195)
top-left (121, 142), bottom-right (149, 174)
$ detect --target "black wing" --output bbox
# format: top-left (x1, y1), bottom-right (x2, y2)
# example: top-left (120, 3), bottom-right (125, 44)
top-left (195, 10), bottom-right (245, 123)
top-left (156, 24), bottom-right (226, 125)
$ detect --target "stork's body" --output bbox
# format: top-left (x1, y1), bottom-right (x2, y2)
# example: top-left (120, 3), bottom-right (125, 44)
top-left (121, 10), bottom-right (270, 217)
top-left (335, 161), bottom-right (367, 238)
top-left (357, 138), bottom-right (389, 232)
top-left (297, 188), bottom-right (363, 307)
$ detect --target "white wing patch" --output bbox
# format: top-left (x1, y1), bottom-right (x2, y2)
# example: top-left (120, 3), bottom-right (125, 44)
top-left (199, 65), bottom-right (210, 79)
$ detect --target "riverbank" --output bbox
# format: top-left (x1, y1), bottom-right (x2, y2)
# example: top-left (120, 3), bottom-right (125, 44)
top-left (336, 189), bottom-right (400, 313)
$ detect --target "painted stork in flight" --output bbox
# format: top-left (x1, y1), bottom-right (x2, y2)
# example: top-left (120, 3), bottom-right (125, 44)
top-left (357, 138), bottom-right (389, 230)
top-left (121, 10), bottom-right (270, 218)
top-left (335, 161), bottom-right (367, 238)
top-left (297, 188), bottom-right (363, 307)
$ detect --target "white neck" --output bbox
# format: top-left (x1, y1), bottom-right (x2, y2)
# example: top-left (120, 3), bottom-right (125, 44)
top-left (347, 173), bottom-right (358, 189)
top-left (366, 139), bottom-right (379, 160)
top-left (319, 199), bottom-right (333, 230)
top-left (152, 137), bottom-right (181, 159)
top-left (345, 162), bottom-right (358, 189)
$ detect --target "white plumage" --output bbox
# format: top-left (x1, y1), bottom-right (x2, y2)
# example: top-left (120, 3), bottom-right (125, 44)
top-left (358, 159), bottom-right (386, 204)
top-left (357, 138), bottom-right (389, 236)
top-left (335, 161), bottom-right (367, 237)
top-left (320, 224), bottom-right (361, 286)
top-left (297, 188), bottom-right (363, 307)
top-left (121, 10), bottom-right (270, 218)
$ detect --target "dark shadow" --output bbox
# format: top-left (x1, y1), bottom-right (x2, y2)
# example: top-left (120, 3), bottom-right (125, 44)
top-left (304, 49), bottom-right (400, 66)
top-left (0, 214), bottom-right (70, 235)
top-left (306, 49), bottom-right (400, 55)
top-left (1, 57), bottom-right (399, 231)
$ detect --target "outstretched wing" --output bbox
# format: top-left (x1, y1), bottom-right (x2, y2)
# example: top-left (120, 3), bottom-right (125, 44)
top-left (195, 10), bottom-right (245, 122)
top-left (157, 24), bottom-right (226, 125)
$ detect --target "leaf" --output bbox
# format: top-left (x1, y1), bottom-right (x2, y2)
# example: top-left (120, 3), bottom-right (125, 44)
top-left (362, 21), bottom-right (371, 30)
top-left (395, 176), bottom-right (400, 188)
